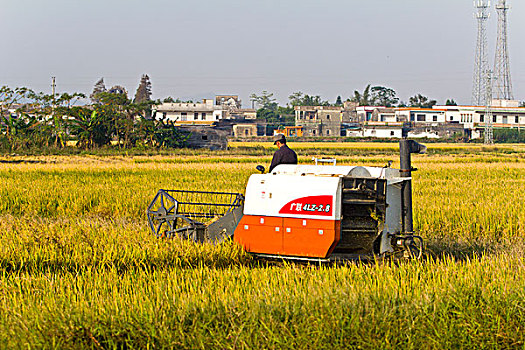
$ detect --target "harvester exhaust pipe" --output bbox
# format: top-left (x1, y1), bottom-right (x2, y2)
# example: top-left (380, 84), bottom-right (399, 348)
top-left (399, 139), bottom-right (427, 234)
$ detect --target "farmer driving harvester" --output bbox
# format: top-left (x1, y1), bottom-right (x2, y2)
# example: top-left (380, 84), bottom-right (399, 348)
top-left (269, 134), bottom-right (297, 172)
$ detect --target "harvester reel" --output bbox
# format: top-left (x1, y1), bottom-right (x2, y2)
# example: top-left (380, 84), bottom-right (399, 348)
top-left (147, 189), bottom-right (244, 243)
top-left (147, 190), bottom-right (181, 238)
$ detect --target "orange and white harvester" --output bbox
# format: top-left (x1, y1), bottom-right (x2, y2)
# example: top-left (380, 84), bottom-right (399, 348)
top-left (147, 140), bottom-right (426, 261)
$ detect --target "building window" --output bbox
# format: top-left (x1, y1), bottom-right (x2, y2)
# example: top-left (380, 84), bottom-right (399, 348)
top-left (326, 115), bottom-right (330, 120)
top-left (433, 116), bottom-right (438, 122)
top-left (300, 111), bottom-right (304, 119)
top-left (417, 114), bottom-right (425, 122)
top-left (181, 112), bottom-right (187, 121)
top-left (313, 130), bottom-right (316, 135)
top-left (390, 131), bottom-right (395, 136)
top-left (410, 113), bottom-right (415, 122)
top-left (201, 135), bottom-right (208, 140)
top-left (480, 115), bottom-right (484, 122)
top-left (515, 116), bottom-right (519, 123)
top-left (493, 116), bottom-right (497, 123)
top-left (194, 112), bottom-right (198, 120)
top-left (326, 130), bottom-right (330, 135)
top-left (216, 115), bottom-right (219, 120)
top-left (201, 113), bottom-right (206, 120)
top-left (162, 112), bottom-right (167, 119)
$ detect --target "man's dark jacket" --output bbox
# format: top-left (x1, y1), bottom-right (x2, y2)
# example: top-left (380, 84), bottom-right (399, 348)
top-left (269, 144), bottom-right (297, 172)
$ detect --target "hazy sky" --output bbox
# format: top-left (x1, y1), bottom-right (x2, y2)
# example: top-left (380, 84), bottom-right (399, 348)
top-left (1, 0), bottom-right (523, 106)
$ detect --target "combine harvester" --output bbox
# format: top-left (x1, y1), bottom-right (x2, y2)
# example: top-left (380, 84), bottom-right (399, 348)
top-left (147, 140), bottom-right (426, 261)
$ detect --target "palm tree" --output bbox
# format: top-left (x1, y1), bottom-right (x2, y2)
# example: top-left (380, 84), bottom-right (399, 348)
top-left (68, 108), bottom-right (111, 149)
top-left (351, 85), bottom-right (373, 106)
top-left (408, 94), bottom-right (437, 108)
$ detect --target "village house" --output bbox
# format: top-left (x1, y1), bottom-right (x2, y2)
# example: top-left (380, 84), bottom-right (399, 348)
top-left (153, 99), bottom-right (225, 125)
top-left (294, 106), bottom-right (343, 137)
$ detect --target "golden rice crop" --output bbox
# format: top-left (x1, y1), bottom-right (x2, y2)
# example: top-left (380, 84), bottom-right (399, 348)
top-left (0, 143), bottom-right (524, 348)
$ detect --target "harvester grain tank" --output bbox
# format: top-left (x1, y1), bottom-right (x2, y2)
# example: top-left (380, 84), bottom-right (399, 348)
top-left (147, 140), bottom-right (426, 261)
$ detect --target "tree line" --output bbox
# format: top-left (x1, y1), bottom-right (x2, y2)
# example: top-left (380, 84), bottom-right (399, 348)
top-left (251, 85), bottom-right (455, 110)
top-left (0, 75), bottom-right (189, 152)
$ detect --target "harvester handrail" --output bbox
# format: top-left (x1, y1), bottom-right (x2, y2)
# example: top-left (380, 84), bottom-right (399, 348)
top-left (158, 190), bottom-right (244, 212)
top-left (170, 202), bottom-right (239, 207)
top-left (160, 189), bottom-right (243, 197)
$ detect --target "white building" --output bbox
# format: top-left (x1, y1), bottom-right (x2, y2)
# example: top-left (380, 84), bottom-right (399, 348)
top-left (395, 108), bottom-right (448, 124)
top-left (153, 99), bottom-right (226, 125)
top-left (434, 104), bottom-right (525, 128)
top-left (349, 103), bottom-right (525, 140)
top-left (362, 127), bottom-right (403, 138)
top-left (346, 126), bottom-right (442, 139)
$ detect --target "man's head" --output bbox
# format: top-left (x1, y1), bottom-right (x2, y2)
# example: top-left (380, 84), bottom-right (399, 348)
top-left (273, 134), bottom-right (286, 148)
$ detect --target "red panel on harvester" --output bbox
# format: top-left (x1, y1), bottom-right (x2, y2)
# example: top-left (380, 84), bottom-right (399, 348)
top-left (234, 215), bottom-right (283, 255)
top-left (282, 218), bottom-right (340, 258)
top-left (234, 216), bottom-right (340, 259)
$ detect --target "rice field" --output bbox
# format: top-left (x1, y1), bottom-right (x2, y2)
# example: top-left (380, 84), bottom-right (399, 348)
top-left (0, 143), bottom-right (524, 349)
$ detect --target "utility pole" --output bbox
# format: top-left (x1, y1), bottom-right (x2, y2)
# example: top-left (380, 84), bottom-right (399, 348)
top-left (51, 77), bottom-right (56, 97)
top-left (472, 0), bottom-right (490, 106)
top-left (51, 77), bottom-right (57, 111)
top-left (484, 70), bottom-right (494, 144)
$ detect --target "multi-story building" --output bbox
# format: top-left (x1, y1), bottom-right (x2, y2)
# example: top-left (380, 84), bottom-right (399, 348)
top-left (153, 99), bottom-right (225, 125)
top-left (435, 103), bottom-right (525, 127)
top-left (342, 101), bottom-right (358, 122)
top-left (295, 106), bottom-right (343, 137)
top-left (213, 95), bottom-right (257, 120)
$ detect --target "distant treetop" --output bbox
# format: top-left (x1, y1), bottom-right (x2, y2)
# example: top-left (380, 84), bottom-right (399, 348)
top-left (90, 78), bottom-right (106, 104)
top-left (134, 74), bottom-right (152, 104)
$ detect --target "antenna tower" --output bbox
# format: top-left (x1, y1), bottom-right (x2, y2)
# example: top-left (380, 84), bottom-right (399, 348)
top-left (472, 1), bottom-right (490, 106)
top-left (484, 70), bottom-right (494, 144)
top-left (493, 0), bottom-right (513, 100)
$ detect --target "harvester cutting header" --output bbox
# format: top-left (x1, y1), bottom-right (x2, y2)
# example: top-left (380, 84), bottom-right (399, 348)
top-left (147, 140), bottom-right (426, 261)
